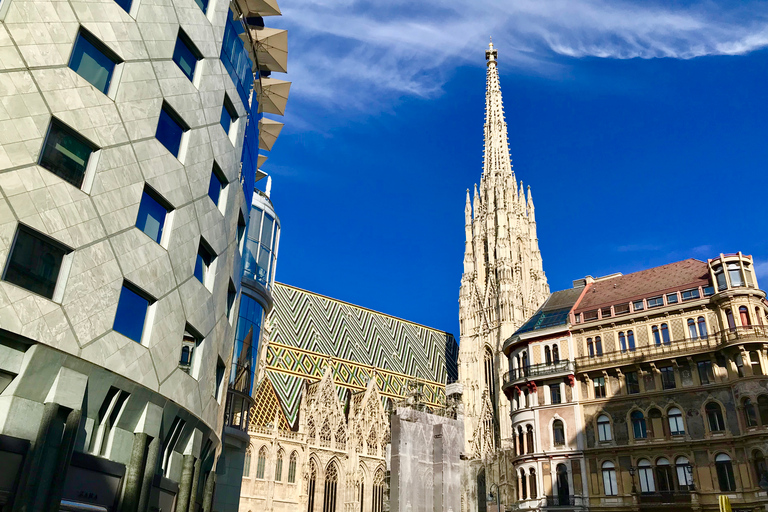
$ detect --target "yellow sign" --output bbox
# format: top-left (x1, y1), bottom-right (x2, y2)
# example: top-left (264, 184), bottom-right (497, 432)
top-left (718, 495), bottom-right (731, 512)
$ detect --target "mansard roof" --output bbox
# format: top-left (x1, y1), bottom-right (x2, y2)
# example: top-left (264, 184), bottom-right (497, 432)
top-left (513, 287), bottom-right (583, 336)
top-left (573, 258), bottom-right (710, 313)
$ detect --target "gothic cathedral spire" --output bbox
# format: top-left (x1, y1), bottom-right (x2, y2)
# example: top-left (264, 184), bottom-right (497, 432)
top-left (458, 40), bottom-right (549, 457)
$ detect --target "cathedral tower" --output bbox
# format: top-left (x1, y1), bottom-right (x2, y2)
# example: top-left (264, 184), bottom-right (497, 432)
top-left (459, 41), bottom-right (549, 457)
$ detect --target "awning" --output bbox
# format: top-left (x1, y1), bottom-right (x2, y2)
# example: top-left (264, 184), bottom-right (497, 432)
top-left (257, 154), bottom-right (268, 168)
top-left (255, 78), bottom-right (291, 116)
top-left (233, 0), bottom-right (281, 17)
top-left (258, 117), bottom-right (283, 151)
top-left (249, 27), bottom-right (287, 73)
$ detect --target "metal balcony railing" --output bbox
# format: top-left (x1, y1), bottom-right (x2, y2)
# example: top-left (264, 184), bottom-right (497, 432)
top-left (638, 491), bottom-right (692, 504)
top-left (503, 360), bottom-right (575, 386)
top-left (545, 495), bottom-right (576, 507)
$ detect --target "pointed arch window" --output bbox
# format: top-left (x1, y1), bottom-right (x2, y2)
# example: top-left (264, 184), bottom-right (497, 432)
top-left (715, 453), bottom-right (736, 492)
top-left (740, 306), bottom-right (752, 327)
top-left (597, 414), bottom-right (612, 442)
top-left (320, 420), bottom-right (332, 447)
top-left (656, 458), bottom-right (674, 493)
top-left (638, 459), bottom-right (655, 493)
top-left (744, 398), bottom-right (758, 427)
top-left (275, 450), bottom-right (284, 482)
top-left (631, 411), bottom-right (647, 439)
top-left (706, 402), bottom-right (725, 432)
top-left (517, 426), bottom-right (524, 455)
top-left (529, 468), bottom-right (537, 498)
top-left (619, 332), bottom-right (626, 352)
top-left (484, 347), bottom-right (497, 408)
top-left (552, 344), bottom-right (559, 363)
top-left (335, 423), bottom-right (346, 450)
top-left (244, 446), bottom-right (252, 477)
top-left (367, 428), bottom-right (378, 456)
top-left (288, 452), bottom-right (298, 483)
top-left (323, 462), bottom-right (339, 512)
top-left (676, 456), bottom-right (694, 490)
top-left (545, 346), bottom-right (552, 365)
top-left (668, 407), bottom-right (685, 436)
top-left (372, 468), bottom-right (386, 512)
top-left (526, 425), bottom-right (534, 454)
top-left (256, 446), bottom-right (267, 479)
top-left (519, 469), bottom-right (527, 500)
top-left (307, 460), bottom-right (317, 512)
top-left (697, 317), bottom-right (708, 339)
top-left (627, 330), bottom-right (635, 351)
top-left (688, 319), bottom-right (697, 339)
top-left (660, 323), bottom-right (670, 344)
top-left (553, 419), bottom-right (565, 446)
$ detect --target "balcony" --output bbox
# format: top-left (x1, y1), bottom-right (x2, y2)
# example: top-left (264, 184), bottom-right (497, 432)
top-left (503, 361), bottom-right (575, 388)
top-left (638, 491), bottom-right (692, 505)
top-left (575, 326), bottom-right (768, 371)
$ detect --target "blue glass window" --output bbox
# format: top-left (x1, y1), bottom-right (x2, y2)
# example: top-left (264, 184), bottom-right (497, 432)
top-left (220, 95), bottom-right (236, 134)
top-left (113, 283), bottom-right (151, 342)
top-left (173, 31), bottom-right (200, 82)
top-left (193, 0), bottom-right (208, 13)
top-left (208, 164), bottom-right (225, 206)
top-left (194, 242), bottom-right (213, 284)
top-left (136, 189), bottom-right (169, 243)
top-left (40, 119), bottom-right (97, 188)
top-left (69, 31), bottom-right (119, 94)
top-left (3, 226), bottom-right (69, 299)
top-left (114, 0), bottom-right (132, 13)
top-left (156, 104), bottom-right (186, 157)
top-left (232, 293), bottom-right (263, 396)
top-left (220, 18), bottom-right (254, 107)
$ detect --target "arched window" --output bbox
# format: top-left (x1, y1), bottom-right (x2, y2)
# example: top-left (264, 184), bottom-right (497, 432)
top-left (715, 453), bottom-right (736, 492)
top-left (638, 459), bottom-right (655, 493)
top-left (256, 446), bottom-right (267, 479)
top-left (627, 330), bottom-right (635, 351)
top-left (648, 408), bottom-right (662, 438)
top-left (687, 319), bottom-right (697, 339)
top-left (726, 309), bottom-right (736, 330)
top-left (740, 306), bottom-right (752, 327)
top-left (275, 450), bottom-right (284, 482)
top-left (595, 336), bottom-right (603, 356)
top-left (320, 420), bottom-right (332, 447)
top-left (619, 332), bottom-right (626, 352)
top-left (526, 425), bottom-right (535, 454)
top-left (545, 346), bottom-right (552, 365)
top-left (656, 458), bottom-right (674, 492)
top-left (587, 338), bottom-right (594, 358)
top-left (631, 411), bottom-right (647, 439)
top-left (602, 461), bottom-right (618, 496)
top-left (553, 420), bottom-right (565, 446)
top-left (668, 407), bottom-right (685, 436)
top-left (308, 418), bottom-right (316, 442)
top-left (244, 447), bottom-right (252, 477)
top-left (484, 347), bottom-right (496, 405)
top-left (556, 464), bottom-right (569, 501)
top-left (323, 462), bottom-right (339, 512)
top-left (758, 395), bottom-right (768, 425)
top-left (519, 469), bottom-right (527, 500)
top-left (675, 456), bottom-right (693, 490)
top-left (367, 427), bottom-right (378, 456)
top-left (660, 323), bottom-right (670, 345)
top-left (697, 317), bottom-right (708, 339)
top-left (706, 402), bottom-right (725, 432)
top-left (751, 351), bottom-right (763, 376)
top-left (597, 415), bottom-right (612, 442)
top-left (335, 423), bottom-right (346, 450)
top-left (552, 345), bottom-right (560, 363)
top-left (753, 450), bottom-right (767, 487)
top-left (729, 263), bottom-right (744, 287)
top-left (521, 351), bottom-right (529, 372)
top-left (518, 426), bottom-right (525, 455)
top-left (652, 325), bottom-right (661, 345)
top-left (529, 468), bottom-right (537, 498)
top-left (307, 460), bottom-right (317, 512)
top-left (288, 452), bottom-right (298, 483)
top-left (372, 468), bottom-right (386, 512)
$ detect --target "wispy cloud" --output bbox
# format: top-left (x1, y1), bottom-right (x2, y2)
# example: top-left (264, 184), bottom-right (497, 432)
top-left (269, 0), bottom-right (768, 110)
top-left (755, 259), bottom-right (768, 280)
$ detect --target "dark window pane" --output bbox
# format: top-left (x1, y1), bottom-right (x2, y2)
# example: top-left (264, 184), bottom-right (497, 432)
top-left (114, 0), bottom-right (132, 13)
top-left (208, 172), bottom-right (222, 205)
top-left (4, 228), bottom-right (67, 299)
top-left (156, 106), bottom-right (184, 157)
top-left (220, 103), bottom-right (232, 133)
top-left (40, 120), bottom-right (94, 188)
top-left (113, 285), bottom-right (149, 342)
top-left (69, 32), bottom-right (116, 94)
top-left (262, 214), bottom-right (274, 247)
top-left (173, 35), bottom-right (198, 81)
top-left (195, 244), bottom-right (212, 283)
top-left (135, 191), bottom-right (167, 243)
top-left (193, 0), bottom-right (208, 13)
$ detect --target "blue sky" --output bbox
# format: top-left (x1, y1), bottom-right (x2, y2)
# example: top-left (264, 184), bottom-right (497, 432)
top-left (260, 0), bottom-right (768, 337)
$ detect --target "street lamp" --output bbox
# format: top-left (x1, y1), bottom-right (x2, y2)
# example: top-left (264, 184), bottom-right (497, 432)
top-left (628, 467), bottom-right (637, 494)
top-left (488, 482), bottom-right (501, 512)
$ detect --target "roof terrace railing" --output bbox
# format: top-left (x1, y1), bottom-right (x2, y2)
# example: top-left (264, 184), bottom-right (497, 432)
top-left (575, 325), bottom-right (768, 371)
top-left (503, 360), bottom-right (575, 386)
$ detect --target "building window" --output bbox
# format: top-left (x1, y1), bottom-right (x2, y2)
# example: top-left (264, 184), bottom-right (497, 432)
top-left (687, 318), bottom-right (697, 339)
top-left (661, 323), bottom-right (670, 344)
top-left (194, 240), bottom-right (215, 287)
top-left (323, 462), bottom-right (339, 512)
top-left (529, 468), bottom-right (537, 498)
top-left (660, 366), bottom-right (676, 390)
top-left (308, 461), bottom-right (317, 512)
top-left (594, 376), bottom-right (606, 398)
top-left (275, 450), bottom-right (283, 482)
top-left (550, 384), bottom-right (561, 404)
top-left (156, 103), bottom-right (188, 158)
top-left (553, 420), bottom-right (565, 446)
top-left (173, 30), bottom-right (201, 82)
top-left (372, 468), bottom-right (385, 512)
top-left (256, 446), bottom-right (266, 479)
top-left (726, 308), bottom-right (736, 330)
top-left (666, 292), bottom-right (678, 304)
top-left (656, 458), bottom-right (674, 492)
top-left (715, 265), bottom-right (727, 290)
top-left (584, 310), bottom-right (598, 321)
top-left (220, 94), bottom-right (237, 136)
top-left (113, 282), bottom-right (154, 343)
top-left (243, 447), bottom-right (251, 477)
top-left (633, 300), bottom-right (644, 311)
top-left (668, 407), bottom-right (685, 435)
top-left (601, 306), bottom-right (612, 318)
top-left (89, 387), bottom-right (129, 456)
top-left (728, 263), bottom-right (744, 287)
top-left (751, 351), bottom-right (762, 375)
top-left (627, 330), bottom-right (635, 351)
top-left (715, 454), bottom-right (736, 492)
top-left (736, 353), bottom-right (745, 378)
top-left (647, 296), bottom-right (663, 308)
top-left (631, 411), bottom-right (647, 439)
top-left (552, 344), bottom-right (559, 363)
top-left (697, 360), bottom-right (714, 384)
top-left (703, 285), bottom-right (715, 296)
top-left (638, 459), bottom-right (654, 493)
top-left (681, 288), bottom-right (700, 301)
top-left (740, 306), bottom-right (751, 327)
top-left (706, 402), bottom-right (725, 432)
top-left (614, 303), bottom-right (630, 315)
top-left (753, 451), bottom-right (767, 487)
top-left (619, 332), bottom-right (626, 352)
top-left (227, 280), bottom-right (237, 321)
top-left (288, 452), bottom-right (298, 483)
top-left (193, 0), bottom-right (208, 13)
top-left (759, 396), bottom-right (768, 425)
top-left (208, 162), bottom-right (226, 209)
top-left (136, 187), bottom-right (171, 244)
top-left (179, 326), bottom-right (200, 373)
top-left (587, 338), bottom-right (594, 358)
top-left (545, 346), bottom-right (551, 365)
top-left (69, 30), bottom-right (121, 95)
top-left (676, 456), bottom-right (694, 491)
top-left (625, 371), bottom-right (640, 394)
top-left (556, 464), bottom-right (569, 501)
top-left (526, 425), bottom-right (534, 453)
top-left (40, 118), bottom-right (98, 188)
top-left (114, 0), bottom-right (132, 14)
top-left (652, 325), bottom-right (661, 345)
top-left (519, 469), bottom-right (527, 500)
top-left (595, 336), bottom-right (602, 356)
top-left (3, 226), bottom-right (71, 300)
top-left (602, 461), bottom-right (618, 496)
top-left (597, 414), bottom-right (612, 442)
top-left (215, 357), bottom-right (225, 400)
top-left (744, 398), bottom-right (758, 427)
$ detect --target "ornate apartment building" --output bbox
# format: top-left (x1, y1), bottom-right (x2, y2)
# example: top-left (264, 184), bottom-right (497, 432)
top-left (502, 253), bottom-right (768, 512)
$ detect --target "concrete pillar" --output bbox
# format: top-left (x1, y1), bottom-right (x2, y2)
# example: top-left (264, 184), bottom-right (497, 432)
top-left (119, 433), bottom-right (149, 512)
top-left (45, 408), bottom-right (82, 512)
top-left (138, 436), bottom-right (161, 512)
top-left (176, 455), bottom-right (196, 512)
top-left (188, 458), bottom-right (202, 512)
top-left (13, 402), bottom-right (60, 512)
top-left (202, 471), bottom-right (215, 512)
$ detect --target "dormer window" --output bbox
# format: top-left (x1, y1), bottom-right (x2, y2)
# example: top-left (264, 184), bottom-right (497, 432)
top-left (647, 296), bottom-right (663, 308)
top-left (728, 263), bottom-right (744, 287)
top-left (632, 300), bottom-right (644, 311)
top-left (681, 288), bottom-right (700, 301)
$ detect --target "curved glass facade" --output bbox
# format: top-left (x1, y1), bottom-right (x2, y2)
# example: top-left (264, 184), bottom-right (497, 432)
top-left (244, 198), bottom-right (280, 288)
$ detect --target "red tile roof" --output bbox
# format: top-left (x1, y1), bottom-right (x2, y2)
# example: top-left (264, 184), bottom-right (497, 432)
top-left (573, 259), bottom-right (711, 313)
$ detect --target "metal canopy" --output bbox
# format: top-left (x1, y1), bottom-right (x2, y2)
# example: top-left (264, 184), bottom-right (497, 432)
top-left (255, 77), bottom-right (291, 116)
top-left (258, 117), bottom-right (284, 151)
